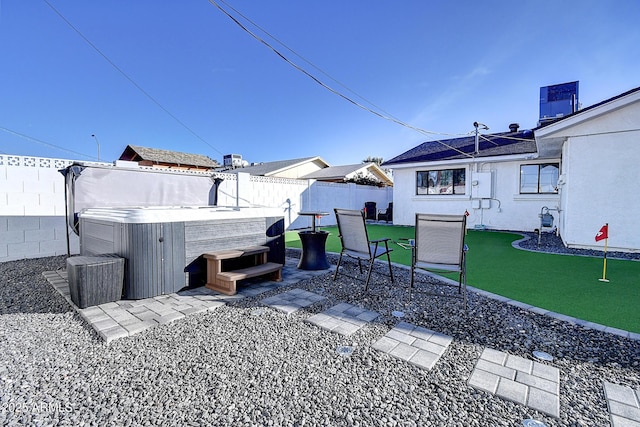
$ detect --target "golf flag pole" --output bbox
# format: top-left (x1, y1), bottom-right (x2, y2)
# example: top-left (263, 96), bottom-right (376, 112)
top-left (595, 223), bottom-right (609, 282)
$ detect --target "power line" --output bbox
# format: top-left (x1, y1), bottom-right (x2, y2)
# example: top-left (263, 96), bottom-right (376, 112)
top-left (42, 0), bottom-right (224, 157)
top-left (217, 0), bottom-right (400, 126)
top-left (208, 0), bottom-right (474, 158)
top-left (0, 126), bottom-right (97, 160)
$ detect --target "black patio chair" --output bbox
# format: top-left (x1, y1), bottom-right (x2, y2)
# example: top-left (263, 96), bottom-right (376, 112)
top-left (377, 202), bottom-right (393, 223)
top-left (364, 202), bottom-right (377, 220)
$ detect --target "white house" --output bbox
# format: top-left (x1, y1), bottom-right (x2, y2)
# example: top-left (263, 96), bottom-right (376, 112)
top-left (383, 85), bottom-right (640, 252)
top-left (216, 156), bottom-right (393, 186)
top-left (302, 162), bottom-right (393, 186)
top-left (535, 86), bottom-right (640, 252)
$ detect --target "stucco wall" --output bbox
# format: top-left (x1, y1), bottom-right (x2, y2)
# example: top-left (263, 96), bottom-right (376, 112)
top-left (536, 95), bottom-right (640, 252)
top-left (561, 132), bottom-right (640, 252)
top-left (390, 160), bottom-right (560, 232)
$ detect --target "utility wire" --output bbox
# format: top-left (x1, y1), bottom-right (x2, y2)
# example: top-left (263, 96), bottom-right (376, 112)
top-left (208, 0), bottom-right (474, 158)
top-left (217, 0), bottom-right (402, 127)
top-left (42, 0), bottom-right (224, 157)
top-left (0, 126), bottom-right (98, 160)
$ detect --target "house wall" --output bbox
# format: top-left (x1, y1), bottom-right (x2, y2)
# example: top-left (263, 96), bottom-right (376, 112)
top-left (560, 130), bottom-right (640, 252)
top-left (273, 159), bottom-right (327, 179)
top-left (536, 95), bottom-right (640, 252)
top-left (390, 160), bottom-right (560, 232)
top-left (0, 155), bottom-right (392, 263)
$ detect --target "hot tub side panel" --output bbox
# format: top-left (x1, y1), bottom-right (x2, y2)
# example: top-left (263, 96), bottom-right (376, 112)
top-left (184, 218), bottom-right (270, 260)
top-left (80, 212), bottom-right (285, 297)
top-left (183, 216), bottom-right (285, 286)
top-left (120, 222), bottom-right (187, 299)
top-left (80, 218), bottom-right (187, 299)
top-left (79, 218), bottom-right (119, 255)
top-left (266, 216), bottom-right (285, 265)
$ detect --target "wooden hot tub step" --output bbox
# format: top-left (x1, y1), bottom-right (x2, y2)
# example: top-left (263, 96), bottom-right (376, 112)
top-left (204, 246), bottom-right (283, 296)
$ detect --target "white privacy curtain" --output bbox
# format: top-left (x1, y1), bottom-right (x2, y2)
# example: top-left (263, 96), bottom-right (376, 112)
top-left (62, 163), bottom-right (219, 233)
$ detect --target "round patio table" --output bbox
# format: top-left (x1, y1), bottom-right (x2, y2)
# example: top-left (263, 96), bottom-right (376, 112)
top-left (297, 212), bottom-right (330, 270)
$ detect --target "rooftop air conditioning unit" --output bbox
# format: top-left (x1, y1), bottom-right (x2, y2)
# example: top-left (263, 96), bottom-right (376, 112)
top-left (223, 154), bottom-right (243, 168)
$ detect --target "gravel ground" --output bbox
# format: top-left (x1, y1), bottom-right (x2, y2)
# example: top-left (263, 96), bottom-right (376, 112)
top-left (516, 231), bottom-right (640, 261)
top-left (0, 241), bottom-right (639, 426)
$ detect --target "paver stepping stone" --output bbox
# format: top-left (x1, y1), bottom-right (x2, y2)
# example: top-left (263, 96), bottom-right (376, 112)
top-left (604, 381), bottom-right (640, 427)
top-left (306, 302), bottom-right (378, 336)
top-left (262, 288), bottom-right (326, 314)
top-left (372, 321), bottom-right (453, 370)
top-left (43, 270), bottom-right (227, 342)
top-left (468, 348), bottom-right (560, 418)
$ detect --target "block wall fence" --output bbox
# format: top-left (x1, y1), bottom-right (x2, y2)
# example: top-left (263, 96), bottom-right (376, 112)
top-left (0, 155), bottom-right (392, 263)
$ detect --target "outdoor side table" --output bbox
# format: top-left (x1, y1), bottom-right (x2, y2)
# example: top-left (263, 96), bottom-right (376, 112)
top-left (297, 212), bottom-right (330, 270)
top-left (66, 255), bottom-right (125, 309)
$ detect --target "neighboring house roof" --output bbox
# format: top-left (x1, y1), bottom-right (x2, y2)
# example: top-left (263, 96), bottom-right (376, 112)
top-left (303, 163), bottom-right (393, 186)
top-left (215, 155), bottom-right (393, 185)
top-left (217, 156), bottom-right (330, 178)
top-left (119, 145), bottom-right (218, 168)
top-left (383, 130), bottom-right (537, 166)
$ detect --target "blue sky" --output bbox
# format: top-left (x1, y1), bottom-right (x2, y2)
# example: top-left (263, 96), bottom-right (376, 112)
top-left (1, 1), bottom-right (638, 166)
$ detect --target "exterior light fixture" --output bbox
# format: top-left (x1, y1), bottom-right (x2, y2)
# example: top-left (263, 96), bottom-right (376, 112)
top-left (91, 134), bottom-right (101, 161)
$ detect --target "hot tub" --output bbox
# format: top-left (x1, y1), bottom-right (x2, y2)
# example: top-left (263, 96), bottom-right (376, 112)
top-left (79, 206), bottom-right (285, 299)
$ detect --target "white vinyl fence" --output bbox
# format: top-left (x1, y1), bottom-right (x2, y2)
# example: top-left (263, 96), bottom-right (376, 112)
top-left (0, 155), bottom-right (392, 262)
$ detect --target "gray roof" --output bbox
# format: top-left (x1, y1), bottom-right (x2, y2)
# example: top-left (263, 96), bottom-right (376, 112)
top-left (216, 157), bottom-right (326, 175)
top-left (383, 130), bottom-right (537, 166)
top-left (121, 145), bottom-right (218, 168)
top-left (302, 164), bottom-right (366, 179)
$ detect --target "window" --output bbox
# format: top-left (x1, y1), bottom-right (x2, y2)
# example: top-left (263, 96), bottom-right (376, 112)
top-left (520, 163), bottom-right (559, 194)
top-left (417, 168), bottom-right (465, 195)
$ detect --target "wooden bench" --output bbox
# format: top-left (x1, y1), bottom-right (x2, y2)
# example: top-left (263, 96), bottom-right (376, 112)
top-left (203, 246), bottom-right (283, 295)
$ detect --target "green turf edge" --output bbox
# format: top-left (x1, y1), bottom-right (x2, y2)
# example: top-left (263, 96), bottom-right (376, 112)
top-left (286, 226), bottom-right (640, 334)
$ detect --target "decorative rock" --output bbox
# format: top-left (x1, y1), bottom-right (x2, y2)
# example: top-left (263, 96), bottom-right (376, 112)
top-left (0, 254), bottom-right (637, 426)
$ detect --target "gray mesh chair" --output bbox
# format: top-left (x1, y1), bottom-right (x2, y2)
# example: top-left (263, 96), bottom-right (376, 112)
top-left (410, 213), bottom-right (468, 308)
top-left (333, 208), bottom-right (394, 291)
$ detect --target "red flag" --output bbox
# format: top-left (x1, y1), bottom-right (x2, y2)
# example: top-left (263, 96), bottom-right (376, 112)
top-left (595, 224), bottom-right (608, 242)
top-left (464, 210), bottom-right (470, 217)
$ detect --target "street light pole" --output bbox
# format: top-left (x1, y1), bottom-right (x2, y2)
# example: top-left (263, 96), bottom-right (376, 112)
top-left (91, 134), bottom-right (100, 161)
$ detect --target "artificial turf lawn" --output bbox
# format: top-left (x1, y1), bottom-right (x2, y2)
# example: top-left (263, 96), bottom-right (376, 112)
top-left (286, 225), bottom-right (640, 334)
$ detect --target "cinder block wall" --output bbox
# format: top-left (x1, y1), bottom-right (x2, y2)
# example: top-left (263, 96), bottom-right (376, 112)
top-left (0, 155), bottom-right (80, 262)
top-left (1, 155), bottom-right (393, 263)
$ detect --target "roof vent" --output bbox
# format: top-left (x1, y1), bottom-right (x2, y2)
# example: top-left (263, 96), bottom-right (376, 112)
top-left (509, 123), bottom-right (520, 132)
